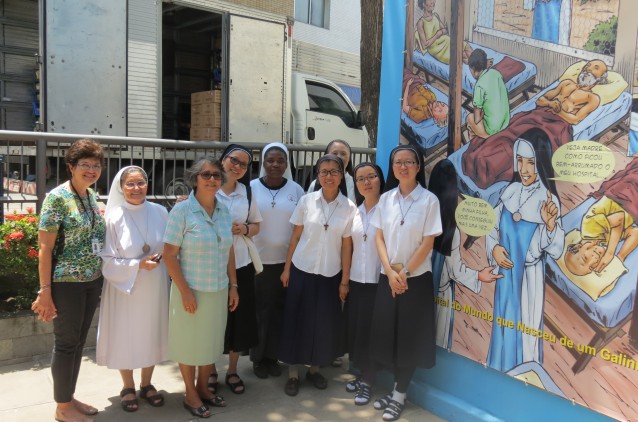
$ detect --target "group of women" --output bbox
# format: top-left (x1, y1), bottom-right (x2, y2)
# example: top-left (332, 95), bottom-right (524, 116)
top-left (31, 137), bottom-right (442, 422)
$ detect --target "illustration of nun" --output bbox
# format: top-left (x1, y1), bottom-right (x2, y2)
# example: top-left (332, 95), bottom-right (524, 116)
top-left (486, 128), bottom-right (564, 372)
top-left (430, 159), bottom-right (502, 349)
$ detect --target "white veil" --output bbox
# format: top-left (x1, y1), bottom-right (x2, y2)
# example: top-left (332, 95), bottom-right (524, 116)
top-left (259, 142), bottom-right (293, 180)
top-left (105, 166), bottom-right (148, 218)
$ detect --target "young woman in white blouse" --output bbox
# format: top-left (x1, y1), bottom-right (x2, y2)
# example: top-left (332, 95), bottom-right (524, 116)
top-left (343, 162), bottom-right (385, 406)
top-left (249, 143), bottom-right (305, 379)
top-left (370, 145), bottom-right (442, 422)
top-left (308, 139), bottom-right (356, 202)
top-left (279, 154), bottom-right (357, 396)
top-left (210, 144), bottom-right (263, 395)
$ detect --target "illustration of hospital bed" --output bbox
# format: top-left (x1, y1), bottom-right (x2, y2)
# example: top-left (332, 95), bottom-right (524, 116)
top-left (544, 197), bottom-right (637, 374)
top-left (413, 42), bottom-right (537, 110)
top-left (447, 69), bottom-right (632, 207)
top-left (400, 83), bottom-right (468, 165)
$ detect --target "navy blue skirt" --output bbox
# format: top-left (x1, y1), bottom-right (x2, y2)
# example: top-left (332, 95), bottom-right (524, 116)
top-left (279, 264), bottom-right (343, 366)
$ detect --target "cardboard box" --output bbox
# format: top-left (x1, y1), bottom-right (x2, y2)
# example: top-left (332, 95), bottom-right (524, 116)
top-left (192, 111), bottom-right (221, 128)
top-left (21, 181), bottom-right (36, 195)
top-left (190, 127), bottom-right (221, 141)
top-left (191, 102), bottom-right (221, 116)
top-left (191, 89), bottom-right (222, 105)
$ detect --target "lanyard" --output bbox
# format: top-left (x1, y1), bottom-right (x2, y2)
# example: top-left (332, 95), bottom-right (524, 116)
top-left (69, 181), bottom-right (96, 231)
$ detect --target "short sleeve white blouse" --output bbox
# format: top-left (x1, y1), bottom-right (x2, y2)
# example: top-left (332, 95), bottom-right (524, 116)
top-left (216, 182), bottom-right (263, 269)
top-left (371, 185), bottom-right (442, 276)
top-left (290, 190), bottom-right (357, 277)
top-left (350, 204), bottom-right (381, 284)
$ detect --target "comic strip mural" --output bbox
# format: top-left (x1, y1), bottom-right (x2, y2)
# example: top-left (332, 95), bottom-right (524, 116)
top-left (401, 0), bottom-right (638, 420)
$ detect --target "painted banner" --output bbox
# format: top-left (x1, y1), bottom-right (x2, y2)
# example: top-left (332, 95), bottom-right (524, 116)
top-left (401, 0), bottom-right (638, 420)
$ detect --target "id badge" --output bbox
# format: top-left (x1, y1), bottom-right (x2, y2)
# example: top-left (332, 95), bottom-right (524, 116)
top-left (91, 238), bottom-right (103, 254)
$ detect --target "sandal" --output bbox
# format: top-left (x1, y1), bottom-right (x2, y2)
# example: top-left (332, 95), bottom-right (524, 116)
top-left (225, 373), bottom-right (245, 394)
top-left (345, 378), bottom-right (360, 393)
top-left (382, 399), bottom-right (405, 421)
top-left (354, 383), bottom-right (372, 406)
top-left (373, 393), bottom-right (393, 410)
top-left (201, 394), bottom-right (226, 408)
top-left (119, 388), bottom-right (138, 412)
top-left (284, 377), bottom-right (299, 396)
top-left (139, 384), bottom-right (164, 407)
top-left (208, 373), bottom-right (219, 394)
top-left (305, 370), bottom-right (328, 390)
top-left (183, 401), bottom-right (211, 418)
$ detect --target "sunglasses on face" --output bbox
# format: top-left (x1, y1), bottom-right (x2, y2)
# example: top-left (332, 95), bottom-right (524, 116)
top-left (199, 172), bottom-right (223, 181)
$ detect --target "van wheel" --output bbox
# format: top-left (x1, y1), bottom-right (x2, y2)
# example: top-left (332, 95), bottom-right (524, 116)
top-left (154, 165), bottom-right (188, 208)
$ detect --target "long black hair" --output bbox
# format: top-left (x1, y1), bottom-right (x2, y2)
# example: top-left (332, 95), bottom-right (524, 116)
top-left (429, 159), bottom-right (458, 256)
top-left (384, 144), bottom-right (427, 192)
top-left (511, 128), bottom-right (559, 201)
top-left (220, 143), bottom-right (252, 187)
top-left (315, 154), bottom-right (348, 197)
top-left (353, 162), bottom-right (385, 206)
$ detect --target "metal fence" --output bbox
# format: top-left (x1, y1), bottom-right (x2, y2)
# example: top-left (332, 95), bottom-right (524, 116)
top-left (0, 131), bottom-right (375, 216)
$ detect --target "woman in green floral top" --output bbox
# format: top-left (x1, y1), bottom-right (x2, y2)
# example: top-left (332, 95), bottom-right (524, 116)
top-left (32, 139), bottom-right (106, 422)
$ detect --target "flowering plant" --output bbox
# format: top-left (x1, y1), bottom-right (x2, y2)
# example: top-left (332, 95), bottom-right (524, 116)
top-left (0, 208), bottom-right (39, 310)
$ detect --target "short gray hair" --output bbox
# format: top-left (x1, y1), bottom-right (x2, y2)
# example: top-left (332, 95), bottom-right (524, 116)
top-left (185, 156), bottom-right (226, 192)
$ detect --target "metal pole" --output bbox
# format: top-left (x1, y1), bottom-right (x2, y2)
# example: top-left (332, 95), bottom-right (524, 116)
top-left (0, 155), bottom-right (4, 223)
top-left (35, 137), bottom-right (47, 213)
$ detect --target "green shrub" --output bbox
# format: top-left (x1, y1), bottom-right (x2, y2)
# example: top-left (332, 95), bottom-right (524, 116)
top-left (0, 209), bottom-right (39, 310)
top-left (584, 15), bottom-right (617, 56)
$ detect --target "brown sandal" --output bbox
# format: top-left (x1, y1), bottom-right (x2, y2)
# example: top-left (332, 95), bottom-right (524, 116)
top-left (120, 388), bottom-right (138, 412)
top-left (139, 384), bottom-right (164, 407)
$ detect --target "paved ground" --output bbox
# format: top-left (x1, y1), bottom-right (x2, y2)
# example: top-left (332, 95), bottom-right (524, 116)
top-left (0, 351), bottom-right (446, 422)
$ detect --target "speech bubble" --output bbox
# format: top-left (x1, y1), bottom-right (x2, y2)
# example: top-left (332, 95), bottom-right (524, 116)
top-left (455, 196), bottom-right (497, 237)
top-left (551, 140), bottom-right (615, 183)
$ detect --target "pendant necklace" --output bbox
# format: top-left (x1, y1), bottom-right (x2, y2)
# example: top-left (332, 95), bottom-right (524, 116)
top-left (321, 197), bottom-right (339, 231)
top-left (126, 205), bottom-right (151, 254)
top-left (512, 184), bottom-right (540, 222)
top-left (398, 192), bottom-right (419, 226)
top-left (362, 207), bottom-right (374, 241)
top-left (263, 178), bottom-right (281, 208)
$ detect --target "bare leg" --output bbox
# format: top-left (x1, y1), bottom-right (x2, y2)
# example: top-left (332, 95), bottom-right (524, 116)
top-left (196, 364), bottom-right (215, 400)
top-left (179, 364), bottom-right (205, 410)
top-left (226, 351), bottom-right (244, 393)
top-left (118, 369), bottom-right (138, 411)
top-left (56, 401), bottom-right (93, 422)
top-left (467, 118), bottom-right (490, 139)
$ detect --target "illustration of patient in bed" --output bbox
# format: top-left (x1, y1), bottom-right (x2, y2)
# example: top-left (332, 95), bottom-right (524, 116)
top-left (402, 72), bottom-right (449, 128)
top-left (463, 60), bottom-right (619, 190)
top-left (564, 196), bottom-right (638, 276)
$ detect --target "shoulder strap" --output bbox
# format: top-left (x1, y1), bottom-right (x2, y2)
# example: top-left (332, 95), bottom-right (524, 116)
top-left (245, 183), bottom-right (252, 223)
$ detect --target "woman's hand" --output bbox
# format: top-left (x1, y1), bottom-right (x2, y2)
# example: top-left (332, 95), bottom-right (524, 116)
top-left (139, 255), bottom-right (161, 271)
top-left (231, 223), bottom-right (246, 236)
top-left (280, 268), bottom-right (290, 287)
top-left (339, 283), bottom-right (349, 301)
top-left (388, 270), bottom-right (407, 298)
top-left (492, 245), bottom-right (513, 270)
top-left (31, 291), bottom-right (57, 322)
top-left (228, 286), bottom-right (239, 312)
top-left (180, 287), bottom-right (197, 314)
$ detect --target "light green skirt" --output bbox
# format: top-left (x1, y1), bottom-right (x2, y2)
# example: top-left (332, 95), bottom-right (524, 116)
top-left (168, 283), bottom-right (228, 366)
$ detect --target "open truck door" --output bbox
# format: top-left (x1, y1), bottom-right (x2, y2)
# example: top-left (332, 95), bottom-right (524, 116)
top-left (224, 14), bottom-right (285, 143)
top-left (43, 0), bottom-right (126, 135)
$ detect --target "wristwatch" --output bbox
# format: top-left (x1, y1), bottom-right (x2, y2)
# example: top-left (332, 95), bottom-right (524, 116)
top-left (402, 268), bottom-right (411, 277)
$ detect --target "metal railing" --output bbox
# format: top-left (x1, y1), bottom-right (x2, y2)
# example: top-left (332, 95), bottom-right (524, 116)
top-left (0, 131), bottom-right (375, 215)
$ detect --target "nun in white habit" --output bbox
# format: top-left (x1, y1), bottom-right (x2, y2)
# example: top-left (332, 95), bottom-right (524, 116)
top-left (485, 129), bottom-right (564, 372)
top-left (96, 166), bottom-right (169, 408)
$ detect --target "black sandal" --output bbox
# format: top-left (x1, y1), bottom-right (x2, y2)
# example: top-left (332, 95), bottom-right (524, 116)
top-left (119, 388), bottom-right (138, 412)
top-left (201, 394), bottom-right (227, 408)
top-left (345, 378), bottom-right (361, 393)
top-left (208, 373), bottom-right (219, 394)
top-left (382, 399), bottom-right (405, 421)
top-left (354, 383), bottom-right (372, 406)
top-left (139, 384), bottom-right (164, 407)
top-left (373, 393), bottom-right (393, 410)
top-left (183, 401), bottom-right (211, 418)
top-left (225, 373), bottom-right (245, 394)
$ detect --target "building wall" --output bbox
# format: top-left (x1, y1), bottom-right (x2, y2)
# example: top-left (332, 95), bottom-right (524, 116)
top-left (227, 0), bottom-right (293, 17)
top-left (293, 0), bottom-right (361, 55)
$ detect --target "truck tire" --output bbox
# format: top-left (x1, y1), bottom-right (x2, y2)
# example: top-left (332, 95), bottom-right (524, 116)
top-left (154, 165), bottom-right (188, 208)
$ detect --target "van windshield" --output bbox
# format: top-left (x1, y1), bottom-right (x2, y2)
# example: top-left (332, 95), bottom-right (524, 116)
top-left (306, 82), bottom-right (356, 128)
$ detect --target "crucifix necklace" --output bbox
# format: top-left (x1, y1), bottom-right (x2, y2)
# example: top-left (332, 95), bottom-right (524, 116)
top-left (321, 198), bottom-right (339, 231)
top-left (362, 208), bottom-right (373, 241)
top-left (266, 186), bottom-right (280, 208)
top-left (513, 184), bottom-right (540, 222)
top-left (126, 205), bottom-right (151, 254)
top-left (398, 193), bottom-right (419, 226)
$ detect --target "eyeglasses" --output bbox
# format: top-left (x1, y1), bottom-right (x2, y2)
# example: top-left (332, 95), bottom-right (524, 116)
top-left (123, 181), bottom-right (148, 189)
top-left (392, 160), bottom-right (418, 168)
top-left (76, 163), bottom-right (102, 171)
top-left (355, 174), bottom-right (379, 183)
top-left (318, 169), bottom-right (342, 177)
top-left (227, 155), bottom-right (249, 169)
top-left (199, 171), bottom-right (223, 181)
